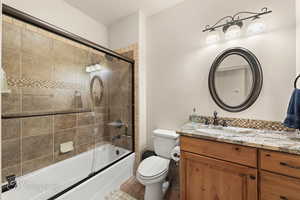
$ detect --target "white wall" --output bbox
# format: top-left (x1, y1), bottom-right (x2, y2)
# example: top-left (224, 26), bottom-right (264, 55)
top-left (2, 0), bottom-right (108, 46)
top-left (138, 11), bottom-right (148, 153)
top-left (147, 0), bottom-right (296, 147)
top-left (297, 0), bottom-right (300, 74)
top-left (108, 13), bottom-right (139, 49)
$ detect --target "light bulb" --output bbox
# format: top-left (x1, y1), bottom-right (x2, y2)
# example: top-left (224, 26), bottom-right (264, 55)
top-left (206, 30), bottom-right (221, 44)
top-left (86, 66), bottom-right (92, 73)
top-left (247, 20), bottom-right (266, 35)
top-left (225, 24), bottom-right (241, 40)
top-left (94, 64), bottom-right (102, 71)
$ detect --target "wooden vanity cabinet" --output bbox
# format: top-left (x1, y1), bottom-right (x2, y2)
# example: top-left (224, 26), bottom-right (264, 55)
top-left (180, 151), bottom-right (257, 200)
top-left (180, 136), bottom-right (300, 200)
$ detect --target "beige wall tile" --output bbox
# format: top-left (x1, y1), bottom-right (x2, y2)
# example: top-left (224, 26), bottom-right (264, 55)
top-left (2, 22), bottom-right (21, 50)
top-left (21, 52), bottom-right (53, 81)
top-left (2, 87), bottom-right (21, 114)
top-left (22, 29), bottom-right (52, 57)
top-left (22, 155), bottom-right (53, 175)
top-left (2, 48), bottom-right (21, 79)
top-left (2, 139), bottom-right (21, 169)
top-left (22, 134), bottom-right (53, 161)
top-left (52, 39), bottom-right (74, 60)
top-left (53, 57), bottom-right (77, 83)
top-left (53, 89), bottom-right (76, 111)
top-left (2, 119), bottom-right (21, 141)
top-left (76, 126), bottom-right (95, 146)
top-left (22, 116), bottom-right (53, 137)
top-left (54, 114), bottom-right (76, 131)
top-left (22, 88), bottom-right (54, 112)
top-left (78, 112), bottom-right (95, 127)
top-left (76, 143), bottom-right (94, 155)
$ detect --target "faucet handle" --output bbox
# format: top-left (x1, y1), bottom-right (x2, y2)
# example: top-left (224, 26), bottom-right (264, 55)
top-left (221, 120), bottom-right (228, 127)
top-left (203, 117), bottom-right (210, 125)
top-left (213, 111), bottom-right (218, 117)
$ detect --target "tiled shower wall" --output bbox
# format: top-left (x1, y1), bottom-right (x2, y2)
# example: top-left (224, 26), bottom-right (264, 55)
top-left (1, 15), bottom-right (133, 182)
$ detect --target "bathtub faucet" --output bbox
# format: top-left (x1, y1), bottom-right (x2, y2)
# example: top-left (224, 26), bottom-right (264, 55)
top-left (112, 135), bottom-right (121, 142)
top-left (2, 175), bottom-right (17, 193)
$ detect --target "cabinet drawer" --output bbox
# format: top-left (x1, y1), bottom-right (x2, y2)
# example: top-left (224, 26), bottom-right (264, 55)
top-left (180, 136), bottom-right (257, 167)
top-left (260, 171), bottom-right (300, 200)
top-left (260, 150), bottom-right (300, 178)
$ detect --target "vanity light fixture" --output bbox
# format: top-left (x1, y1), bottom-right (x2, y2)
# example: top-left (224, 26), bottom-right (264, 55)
top-left (247, 17), bottom-right (267, 35)
top-left (203, 7), bottom-right (272, 43)
top-left (206, 29), bottom-right (221, 44)
top-left (224, 23), bottom-right (242, 40)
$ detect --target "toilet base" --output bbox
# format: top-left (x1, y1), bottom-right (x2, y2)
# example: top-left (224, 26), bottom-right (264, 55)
top-left (144, 181), bottom-right (169, 200)
top-left (145, 182), bottom-right (163, 200)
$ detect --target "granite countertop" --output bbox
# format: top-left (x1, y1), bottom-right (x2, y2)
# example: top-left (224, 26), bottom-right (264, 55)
top-left (177, 122), bottom-right (300, 155)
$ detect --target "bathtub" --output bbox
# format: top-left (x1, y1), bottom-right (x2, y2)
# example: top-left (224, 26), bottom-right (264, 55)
top-left (2, 144), bottom-right (134, 200)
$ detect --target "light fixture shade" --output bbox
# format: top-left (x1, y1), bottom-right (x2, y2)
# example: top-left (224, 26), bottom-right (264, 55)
top-left (224, 24), bottom-right (241, 40)
top-left (247, 20), bottom-right (266, 35)
top-left (86, 64), bottom-right (103, 73)
top-left (206, 30), bottom-right (221, 44)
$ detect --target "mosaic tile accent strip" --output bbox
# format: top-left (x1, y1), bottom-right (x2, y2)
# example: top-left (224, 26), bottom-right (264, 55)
top-left (7, 76), bottom-right (86, 90)
top-left (193, 115), bottom-right (294, 132)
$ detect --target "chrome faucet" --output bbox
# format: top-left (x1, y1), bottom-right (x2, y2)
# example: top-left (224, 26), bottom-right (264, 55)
top-left (212, 111), bottom-right (219, 126)
top-left (112, 135), bottom-right (121, 142)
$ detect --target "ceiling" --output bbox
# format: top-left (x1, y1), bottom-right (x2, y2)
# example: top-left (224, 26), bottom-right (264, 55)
top-left (64, 0), bottom-right (184, 25)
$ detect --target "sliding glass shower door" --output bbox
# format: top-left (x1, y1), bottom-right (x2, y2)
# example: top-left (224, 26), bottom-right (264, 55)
top-left (1, 8), bottom-right (134, 200)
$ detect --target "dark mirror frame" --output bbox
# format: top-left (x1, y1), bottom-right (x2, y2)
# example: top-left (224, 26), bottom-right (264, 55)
top-left (90, 75), bottom-right (104, 106)
top-left (208, 47), bottom-right (263, 112)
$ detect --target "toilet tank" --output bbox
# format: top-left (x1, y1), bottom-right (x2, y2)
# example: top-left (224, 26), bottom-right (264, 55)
top-left (153, 129), bottom-right (179, 159)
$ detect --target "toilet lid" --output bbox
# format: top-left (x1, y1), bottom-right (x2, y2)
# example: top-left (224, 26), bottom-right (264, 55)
top-left (138, 156), bottom-right (170, 178)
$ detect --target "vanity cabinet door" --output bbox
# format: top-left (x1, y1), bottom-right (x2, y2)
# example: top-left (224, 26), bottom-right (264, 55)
top-left (260, 171), bottom-right (300, 200)
top-left (180, 151), bottom-right (257, 200)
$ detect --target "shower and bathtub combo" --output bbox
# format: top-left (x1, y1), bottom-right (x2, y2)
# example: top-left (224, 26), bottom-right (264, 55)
top-left (1, 5), bottom-right (135, 200)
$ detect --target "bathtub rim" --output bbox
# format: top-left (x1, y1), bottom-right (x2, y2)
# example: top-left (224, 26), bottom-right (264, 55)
top-left (47, 151), bottom-right (134, 200)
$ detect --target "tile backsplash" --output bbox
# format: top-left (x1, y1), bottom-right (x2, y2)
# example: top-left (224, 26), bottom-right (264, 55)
top-left (1, 15), bottom-right (133, 182)
top-left (193, 115), bottom-right (294, 132)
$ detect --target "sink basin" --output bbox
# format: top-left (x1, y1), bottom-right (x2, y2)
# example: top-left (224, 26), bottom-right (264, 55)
top-left (223, 127), bottom-right (253, 133)
top-left (196, 126), bottom-right (253, 135)
top-left (195, 128), bottom-right (227, 135)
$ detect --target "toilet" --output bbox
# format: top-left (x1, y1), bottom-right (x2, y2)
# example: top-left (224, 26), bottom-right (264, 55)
top-left (137, 129), bottom-right (179, 200)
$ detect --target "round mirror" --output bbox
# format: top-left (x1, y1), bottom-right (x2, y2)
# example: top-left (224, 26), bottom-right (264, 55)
top-left (90, 76), bottom-right (104, 106)
top-left (209, 47), bottom-right (263, 112)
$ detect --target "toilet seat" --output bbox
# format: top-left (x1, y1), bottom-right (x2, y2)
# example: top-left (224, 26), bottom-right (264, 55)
top-left (137, 156), bottom-right (170, 180)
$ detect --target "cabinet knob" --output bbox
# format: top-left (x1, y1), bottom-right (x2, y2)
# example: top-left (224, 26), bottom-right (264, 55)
top-left (249, 175), bottom-right (256, 180)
